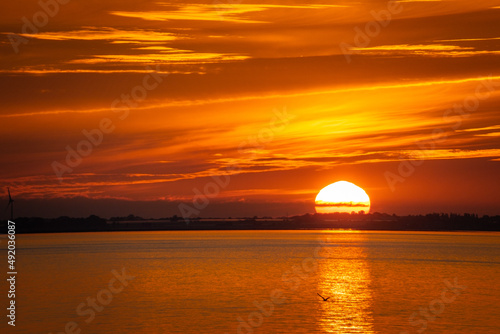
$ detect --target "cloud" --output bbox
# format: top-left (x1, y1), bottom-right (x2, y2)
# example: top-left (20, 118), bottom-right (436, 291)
top-left (67, 52), bottom-right (248, 65)
top-left (20, 27), bottom-right (177, 42)
top-left (1, 0), bottom-right (500, 216)
top-left (436, 37), bottom-right (500, 42)
top-left (111, 3), bottom-right (348, 24)
top-left (458, 124), bottom-right (500, 132)
top-left (351, 43), bottom-right (500, 57)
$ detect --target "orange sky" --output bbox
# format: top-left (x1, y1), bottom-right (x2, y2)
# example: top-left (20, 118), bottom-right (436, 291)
top-left (1, 0), bottom-right (499, 218)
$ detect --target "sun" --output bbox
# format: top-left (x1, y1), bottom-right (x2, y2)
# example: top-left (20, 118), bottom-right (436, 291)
top-left (315, 181), bottom-right (370, 214)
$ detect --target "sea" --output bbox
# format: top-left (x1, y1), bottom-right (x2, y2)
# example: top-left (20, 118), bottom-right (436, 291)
top-left (2, 230), bottom-right (499, 333)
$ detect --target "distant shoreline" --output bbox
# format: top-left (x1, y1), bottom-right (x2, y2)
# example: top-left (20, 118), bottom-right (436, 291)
top-left (2, 212), bottom-right (499, 234)
top-left (7, 228), bottom-right (500, 235)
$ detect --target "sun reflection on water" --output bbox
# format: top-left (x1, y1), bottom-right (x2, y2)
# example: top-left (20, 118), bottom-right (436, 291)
top-left (317, 233), bottom-right (375, 333)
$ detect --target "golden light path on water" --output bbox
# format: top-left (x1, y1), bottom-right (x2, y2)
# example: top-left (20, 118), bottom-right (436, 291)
top-left (317, 233), bottom-right (374, 333)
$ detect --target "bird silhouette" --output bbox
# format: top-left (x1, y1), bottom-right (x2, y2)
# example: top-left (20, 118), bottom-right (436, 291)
top-left (317, 293), bottom-right (330, 301)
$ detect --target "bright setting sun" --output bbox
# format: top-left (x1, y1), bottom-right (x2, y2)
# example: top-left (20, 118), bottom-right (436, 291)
top-left (315, 181), bottom-right (370, 214)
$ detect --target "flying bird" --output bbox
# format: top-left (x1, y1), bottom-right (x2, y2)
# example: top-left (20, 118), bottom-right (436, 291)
top-left (317, 293), bottom-right (330, 301)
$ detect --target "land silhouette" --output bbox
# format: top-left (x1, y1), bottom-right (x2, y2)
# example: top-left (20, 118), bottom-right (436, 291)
top-left (2, 212), bottom-right (499, 233)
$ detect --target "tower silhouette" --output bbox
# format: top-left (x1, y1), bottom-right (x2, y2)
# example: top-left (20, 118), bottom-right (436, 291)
top-left (5, 187), bottom-right (14, 221)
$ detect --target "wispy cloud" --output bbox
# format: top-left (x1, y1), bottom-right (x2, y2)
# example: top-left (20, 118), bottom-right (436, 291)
top-left (2, 75), bottom-right (499, 118)
top-left (459, 125), bottom-right (500, 132)
top-left (21, 27), bottom-right (177, 43)
top-left (398, 0), bottom-right (443, 2)
top-left (68, 52), bottom-right (248, 65)
top-left (111, 3), bottom-right (348, 24)
top-left (351, 43), bottom-right (500, 57)
top-left (436, 37), bottom-right (500, 42)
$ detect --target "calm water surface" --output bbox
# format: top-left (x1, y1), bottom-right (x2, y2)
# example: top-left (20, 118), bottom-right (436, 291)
top-left (3, 230), bottom-right (500, 333)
